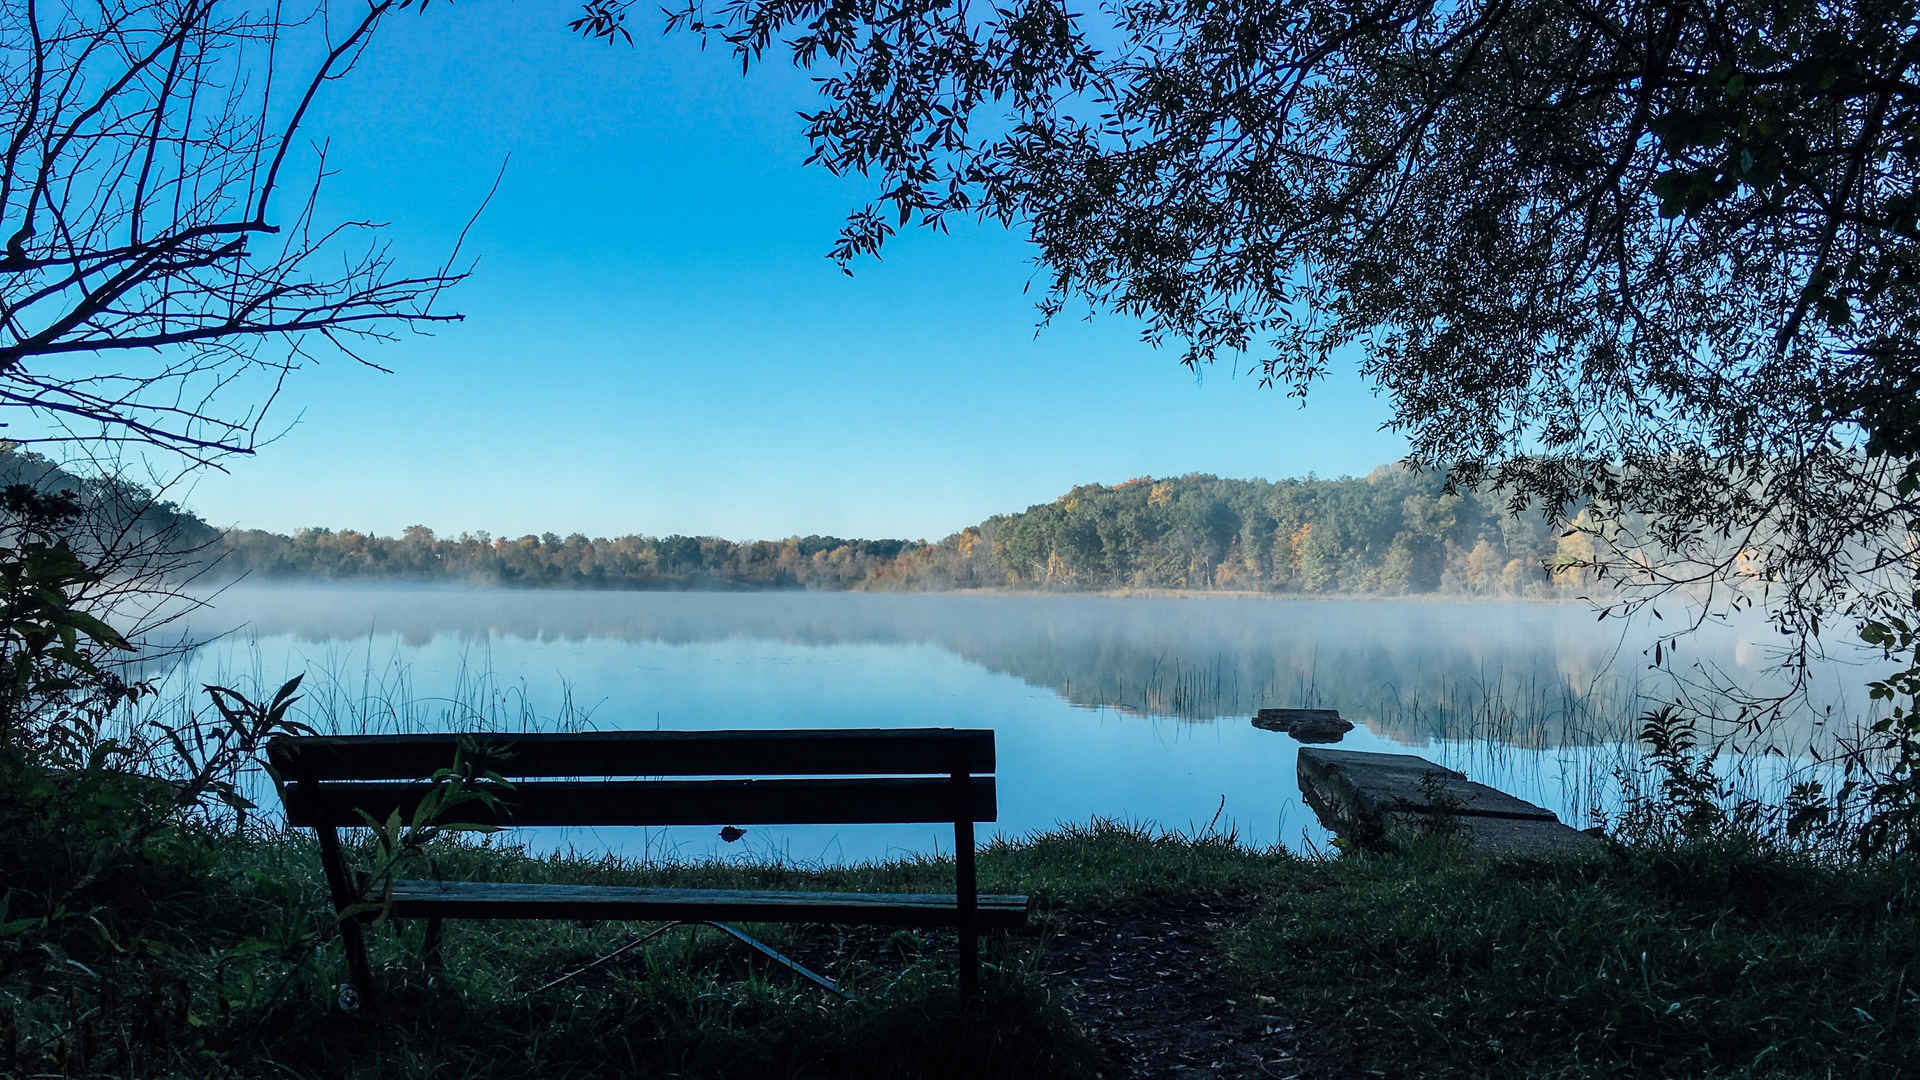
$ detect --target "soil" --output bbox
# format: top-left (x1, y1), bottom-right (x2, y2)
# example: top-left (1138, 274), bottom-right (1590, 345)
top-left (554, 898), bottom-right (1356, 1079)
top-left (1032, 898), bottom-right (1354, 1080)
top-left (772, 897), bottom-right (1356, 1080)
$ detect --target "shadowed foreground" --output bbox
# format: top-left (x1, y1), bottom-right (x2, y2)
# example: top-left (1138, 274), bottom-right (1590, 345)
top-left (4, 810), bottom-right (1916, 1078)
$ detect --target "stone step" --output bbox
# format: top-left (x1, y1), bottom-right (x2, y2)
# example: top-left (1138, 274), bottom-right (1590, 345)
top-left (1297, 747), bottom-right (1603, 856)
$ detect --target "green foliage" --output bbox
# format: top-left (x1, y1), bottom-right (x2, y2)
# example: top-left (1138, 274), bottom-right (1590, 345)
top-left (1608, 691), bottom-right (1920, 862)
top-left (1851, 605), bottom-right (1920, 857)
top-left (0, 484), bottom-right (136, 749)
top-left (1609, 705), bottom-right (1861, 857)
top-left (219, 524), bottom-right (924, 591)
top-left (1615, 706), bottom-right (1740, 843)
top-left (0, 671), bottom-right (323, 1075)
top-left (342, 738), bottom-right (518, 925)
top-left (0, 483), bottom-right (337, 1074)
top-left (1230, 839), bottom-right (1920, 1079)
top-left (0, 678), bottom-right (555, 1076)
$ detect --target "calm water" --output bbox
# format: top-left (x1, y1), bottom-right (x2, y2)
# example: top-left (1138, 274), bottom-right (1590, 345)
top-left (136, 587), bottom-right (1883, 863)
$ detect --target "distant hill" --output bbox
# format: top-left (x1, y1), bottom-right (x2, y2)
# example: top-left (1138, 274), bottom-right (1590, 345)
top-left (212, 468), bottom-right (1600, 596)
top-left (0, 445), bottom-right (223, 574)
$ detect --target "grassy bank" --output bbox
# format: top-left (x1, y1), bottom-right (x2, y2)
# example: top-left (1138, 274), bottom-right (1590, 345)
top-left (5, 802), bottom-right (1916, 1079)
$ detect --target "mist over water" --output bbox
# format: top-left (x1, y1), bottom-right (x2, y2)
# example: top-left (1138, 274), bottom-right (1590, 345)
top-left (138, 585), bottom-right (1891, 863)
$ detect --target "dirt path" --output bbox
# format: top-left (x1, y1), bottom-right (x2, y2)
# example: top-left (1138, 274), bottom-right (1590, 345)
top-left (593, 898), bottom-right (1356, 1078)
top-left (1033, 898), bottom-right (1350, 1079)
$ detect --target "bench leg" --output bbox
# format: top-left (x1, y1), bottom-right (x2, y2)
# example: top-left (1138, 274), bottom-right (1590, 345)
top-left (317, 826), bottom-right (374, 1007)
top-left (958, 924), bottom-right (979, 1002)
top-left (423, 916), bottom-right (445, 974)
top-left (954, 788), bottom-right (980, 1002)
top-left (338, 918), bottom-right (374, 1008)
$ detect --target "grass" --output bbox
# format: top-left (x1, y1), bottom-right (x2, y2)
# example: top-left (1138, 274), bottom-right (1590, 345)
top-left (6, 803), bottom-right (1918, 1079)
top-left (1230, 835), bottom-right (1920, 1079)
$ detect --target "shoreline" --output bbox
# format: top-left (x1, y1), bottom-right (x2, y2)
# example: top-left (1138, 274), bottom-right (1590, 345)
top-left (185, 574), bottom-right (1613, 605)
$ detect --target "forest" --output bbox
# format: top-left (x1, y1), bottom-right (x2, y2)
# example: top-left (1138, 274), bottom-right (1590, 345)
top-left (2, 445), bottom-right (1615, 595)
top-left (209, 466), bottom-right (1601, 595)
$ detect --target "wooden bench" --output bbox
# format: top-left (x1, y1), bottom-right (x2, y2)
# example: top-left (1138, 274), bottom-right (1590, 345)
top-left (269, 728), bottom-right (1026, 1003)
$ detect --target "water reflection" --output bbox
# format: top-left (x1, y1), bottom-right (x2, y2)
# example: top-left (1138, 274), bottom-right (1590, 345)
top-left (148, 586), bottom-right (1877, 748)
top-left (127, 587), bottom-right (1888, 861)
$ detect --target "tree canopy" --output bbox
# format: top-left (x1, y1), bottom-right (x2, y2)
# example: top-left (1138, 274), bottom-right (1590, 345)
top-left (199, 463), bottom-right (1592, 597)
top-left (576, 0), bottom-right (1918, 660)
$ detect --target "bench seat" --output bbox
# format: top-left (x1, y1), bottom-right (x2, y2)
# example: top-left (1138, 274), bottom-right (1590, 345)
top-left (272, 727), bottom-right (1017, 1001)
top-left (390, 880), bottom-right (1030, 928)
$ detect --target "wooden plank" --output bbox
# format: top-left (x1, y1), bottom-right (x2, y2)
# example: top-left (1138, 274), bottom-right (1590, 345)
top-left (387, 880), bottom-right (1030, 929)
top-left (281, 776), bottom-right (997, 827)
top-left (268, 728), bottom-right (995, 780)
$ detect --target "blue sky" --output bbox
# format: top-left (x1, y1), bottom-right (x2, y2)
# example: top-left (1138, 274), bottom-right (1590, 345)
top-left (176, 1), bottom-right (1408, 542)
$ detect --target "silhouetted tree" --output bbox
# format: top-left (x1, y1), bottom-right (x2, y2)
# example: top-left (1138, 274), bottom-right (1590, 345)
top-left (2, 0), bottom-right (475, 763)
top-left (2, 0), bottom-right (470, 461)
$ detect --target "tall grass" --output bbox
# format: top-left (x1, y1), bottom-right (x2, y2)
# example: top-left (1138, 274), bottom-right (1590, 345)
top-left (103, 635), bottom-right (603, 837)
top-left (126, 635), bottom-right (602, 737)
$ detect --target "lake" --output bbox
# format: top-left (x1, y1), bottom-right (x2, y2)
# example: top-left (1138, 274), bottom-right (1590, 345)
top-left (137, 586), bottom-right (1882, 863)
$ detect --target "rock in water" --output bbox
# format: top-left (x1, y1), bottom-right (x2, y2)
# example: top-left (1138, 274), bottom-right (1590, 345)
top-left (1253, 707), bottom-right (1331, 731)
top-left (1287, 714), bottom-right (1354, 742)
top-left (1251, 708), bottom-right (1353, 743)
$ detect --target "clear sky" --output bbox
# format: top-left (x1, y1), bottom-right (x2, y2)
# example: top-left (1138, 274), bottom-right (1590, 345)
top-left (174, 1), bottom-right (1409, 543)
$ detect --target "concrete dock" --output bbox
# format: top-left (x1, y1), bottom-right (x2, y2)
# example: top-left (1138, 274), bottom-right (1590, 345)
top-left (1297, 747), bottom-right (1603, 856)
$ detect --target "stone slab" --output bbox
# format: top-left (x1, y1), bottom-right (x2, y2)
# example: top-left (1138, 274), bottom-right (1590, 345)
top-left (1298, 747), bottom-right (1602, 856)
top-left (1252, 708), bottom-right (1343, 731)
top-left (1252, 708), bottom-right (1355, 742)
top-left (1381, 811), bottom-right (1602, 857)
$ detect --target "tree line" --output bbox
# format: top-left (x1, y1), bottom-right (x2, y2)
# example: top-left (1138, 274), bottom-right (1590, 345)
top-left (209, 466), bottom-right (1607, 596)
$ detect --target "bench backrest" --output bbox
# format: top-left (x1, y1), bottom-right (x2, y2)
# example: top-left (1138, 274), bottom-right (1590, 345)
top-left (269, 728), bottom-right (997, 829)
